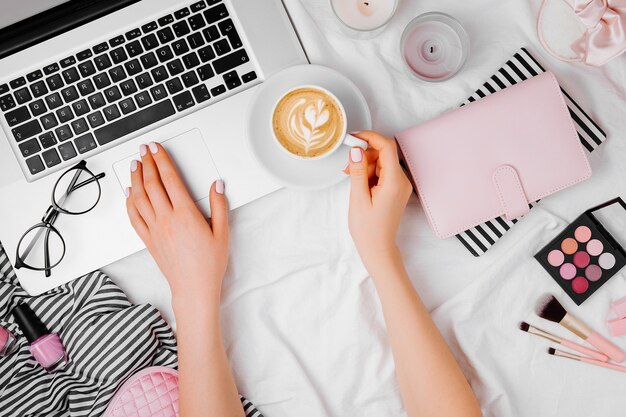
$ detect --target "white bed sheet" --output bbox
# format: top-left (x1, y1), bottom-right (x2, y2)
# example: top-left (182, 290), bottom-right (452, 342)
top-left (103, 0), bottom-right (626, 416)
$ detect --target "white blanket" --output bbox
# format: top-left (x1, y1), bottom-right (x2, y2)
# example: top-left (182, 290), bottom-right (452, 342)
top-left (103, 0), bottom-right (626, 416)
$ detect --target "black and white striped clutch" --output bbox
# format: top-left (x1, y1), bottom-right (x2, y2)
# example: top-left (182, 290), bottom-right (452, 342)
top-left (454, 48), bottom-right (606, 257)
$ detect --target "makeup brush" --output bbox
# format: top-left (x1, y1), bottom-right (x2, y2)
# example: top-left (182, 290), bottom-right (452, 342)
top-left (549, 348), bottom-right (626, 374)
top-left (519, 322), bottom-right (609, 362)
top-left (535, 295), bottom-right (625, 363)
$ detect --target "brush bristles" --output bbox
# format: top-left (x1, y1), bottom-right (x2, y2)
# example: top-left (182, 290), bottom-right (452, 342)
top-left (548, 348), bottom-right (556, 355)
top-left (535, 295), bottom-right (567, 323)
top-left (519, 322), bottom-right (530, 332)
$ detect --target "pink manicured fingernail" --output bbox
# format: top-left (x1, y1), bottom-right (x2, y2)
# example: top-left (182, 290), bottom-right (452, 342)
top-left (131, 160), bottom-right (139, 172)
top-left (139, 144), bottom-right (147, 156)
top-left (215, 179), bottom-right (225, 194)
top-left (124, 187), bottom-right (131, 198)
top-left (148, 142), bottom-right (158, 154)
top-left (350, 147), bottom-right (362, 163)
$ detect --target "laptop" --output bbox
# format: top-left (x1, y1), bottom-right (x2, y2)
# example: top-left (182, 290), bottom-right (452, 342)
top-left (0, 0), bottom-right (308, 295)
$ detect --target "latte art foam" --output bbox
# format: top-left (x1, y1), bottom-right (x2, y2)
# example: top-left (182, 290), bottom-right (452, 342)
top-left (272, 88), bottom-right (345, 158)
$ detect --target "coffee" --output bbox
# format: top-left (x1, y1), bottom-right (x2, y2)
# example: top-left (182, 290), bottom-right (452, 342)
top-left (272, 87), bottom-right (346, 158)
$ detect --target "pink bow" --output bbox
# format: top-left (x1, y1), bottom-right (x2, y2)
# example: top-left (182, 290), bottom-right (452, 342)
top-left (564, 0), bottom-right (626, 65)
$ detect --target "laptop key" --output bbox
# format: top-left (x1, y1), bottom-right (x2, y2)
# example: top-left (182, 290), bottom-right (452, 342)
top-left (167, 59), bottom-right (185, 77)
top-left (214, 39), bottom-right (231, 56)
top-left (158, 15), bottom-right (174, 27)
top-left (94, 100), bottom-right (176, 146)
top-left (77, 79), bottom-right (95, 96)
top-left (1, 94), bottom-right (16, 111)
top-left (142, 21), bottom-right (158, 33)
top-left (72, 99), bottom-right (90, 116)
top-left (173, 21), bottom-right (191, 38)
top-left (119, 98), bottom-right (136, 115)
top-left (192, 84), bottom-right (210, 103)
top-left (210, 84), bottom-right (226, 97)
top-left (150, 84), bottom-right (167, 101)
top-left (125, 59), bottom-right (142, 76)
top-left (110, 47), bottom-right (128, 64)
top-left (203, 25), bottom-right (220, 42)
top-left (45, 93), bottom-right (63, 110)
top-left (56, 106), bottom-right (74, 123)
top-left (87, 111), bottom-right (105, 128)
top-left (78, 61), bottom-right (96, 77)
top-left (197, 64), bottom-right (214, 81)
top-left (242, 71), bottom-right (257, 83)
top-left (166, 78), bottom-right (183, 94)
top-left (94, 54), bottom-right (112, 71)
top-left (27, 70), bottom-right (44, 82)
top-left (19, 138), bottom-right (41, 157)
top-left (174, 7), bottom-right (190, 20)
top-left (126, 28), bottom-right (142, 41)
top-left (173, 91), bottom-right (194, 112)
top-left (61, 85), bottom-right (79, 102)
top-left (182, 52), bottom-right (200, 69)
top-left (88, 92), bottom-right (106, 109)
top-left (103, 104), bottom-right (121, 121)
top-left (46, 74), bottom-right (64, 91)
top-left (29, 100), bottom-right (46, 117)
top-left (213, 49), bottom-right (249, 74)
top-left (5, 106), bottom-right (30, 127)
top-left (189, 14), bottom-right (206, 30)
top-left (140, 52), bottom-right (158, 69)
top-left (71, 118), bottom-right (88, 135)
top-left (156, 45), bottom-right (174, 63)
top-left (62, 68), bottom-right (80, 84)
top-left (157, 27), bottom-right (175, 44)
top-left (77, 49), bottom-right (93, 61)
top-left (10, 77), bottom-right (26, 89)
top-left (42, 148), bottom-right (61, 167)
top-left (12, 120), bottom-right (42, 142)
top-left (26, 155), bottom-right (45, 174)
top-left (55, 125), bottom-right (73, 141)
top-left (93, 42), bottom-right (109, 55)
top-left (151, 66), bottom-right (168, 82)
top-left (181, 71), bottom-right (199, 88)
top-left (60, 56), bottom-right (77, 68)
top-left (187, 32), bottom-right (205, 49)
top-left (74, 133), bottom-right (97, 154)
top-left (126, 40), bottom-right (144, 58)
top-left (14, 88), bottom-right (32, 105)
top-left (135, 91), bottom-right (153, 108)
top-left (41, 113), bottom-right (59, 130)
top-left (109, 66), bottom-right (127, 83)
top-left (40, 132), bottom-right (57, 149)
top-left (104, 85), bottom-right (122, 103)
top-left (204, 4), bottom-right (229, 24)
top-left (191, 1), bottom-right (207, 12)
top-left (93, 73), bottom-right (111, 89)
top-left (58, 142), bottom-right (77, 160)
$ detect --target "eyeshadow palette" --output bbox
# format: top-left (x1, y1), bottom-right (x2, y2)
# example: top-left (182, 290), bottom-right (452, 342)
top-left (535, 198), bottom-right (626, 305)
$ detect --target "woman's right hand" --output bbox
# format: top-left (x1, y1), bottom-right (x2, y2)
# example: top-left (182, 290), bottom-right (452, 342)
top-left (346, 131), bottom-right (413, 273)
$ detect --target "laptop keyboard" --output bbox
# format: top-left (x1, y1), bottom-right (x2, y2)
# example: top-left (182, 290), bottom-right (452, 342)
top-left (0, 0), bottom-right (259, 180)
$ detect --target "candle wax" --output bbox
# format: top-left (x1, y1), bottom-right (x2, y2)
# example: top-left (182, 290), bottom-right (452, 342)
top-left (332, 0), bottom-right (397, 31)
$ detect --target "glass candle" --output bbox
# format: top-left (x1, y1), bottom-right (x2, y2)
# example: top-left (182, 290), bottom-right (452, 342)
top-left (401, 12), bottom-right (470, 82)
top-left (330, 0), bottom-right (399, 32)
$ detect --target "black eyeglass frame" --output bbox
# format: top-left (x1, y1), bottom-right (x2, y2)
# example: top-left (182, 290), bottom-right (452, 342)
top-left (14, 160), bottom-right (105, 277)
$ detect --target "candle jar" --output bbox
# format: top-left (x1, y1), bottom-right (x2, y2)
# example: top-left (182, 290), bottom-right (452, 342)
top-left (401, 12), bottom-right (470, 82)
top-left (330, 0), bottom-right (399, 38)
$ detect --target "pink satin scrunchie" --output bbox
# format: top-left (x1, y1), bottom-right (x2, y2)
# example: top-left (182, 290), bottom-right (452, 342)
top-left (538, 0), bottom-right (626, 66)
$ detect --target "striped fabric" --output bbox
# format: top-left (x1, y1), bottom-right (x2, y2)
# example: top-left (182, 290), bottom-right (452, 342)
top-left (0, 242), bottom-right (263, 417)
top-left (454, 48), bottom-right (607, 257)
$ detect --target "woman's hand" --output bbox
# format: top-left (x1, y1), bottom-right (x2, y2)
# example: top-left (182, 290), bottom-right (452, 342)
top-left (346, 131), bottom-right (413, 272)
top-left (125, 142), bottom-right (229, 305)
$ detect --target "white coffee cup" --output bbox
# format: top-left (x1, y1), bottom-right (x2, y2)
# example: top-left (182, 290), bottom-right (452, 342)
top-left (270, 85), bottom-right (368, 160)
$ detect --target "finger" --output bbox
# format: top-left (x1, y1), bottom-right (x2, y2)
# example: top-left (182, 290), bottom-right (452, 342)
top-left (147, 142), bottom-right (195, 208)
top-left (125, 187), bottom-right (151, 243)
top-left (140, 144), bottom-right (172, 214)
top-left (349, 147), bottom-right (371, 205)
top-left (130, 159), bottom-right (156, 225)
top-left (209, 180), bottom-right (229, 241)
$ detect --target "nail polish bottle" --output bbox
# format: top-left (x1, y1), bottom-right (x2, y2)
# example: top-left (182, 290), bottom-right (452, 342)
top-left (0, 325), bottom-right (18, 357)
top-left (12, 304), bottom-right (69, 373)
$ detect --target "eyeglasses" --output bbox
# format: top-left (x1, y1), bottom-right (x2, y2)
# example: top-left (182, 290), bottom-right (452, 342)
top-left (15, 160), bottom-right (105, 277)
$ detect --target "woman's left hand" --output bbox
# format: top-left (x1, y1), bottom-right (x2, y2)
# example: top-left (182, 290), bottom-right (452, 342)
top-left (125, 142), bottom-right (229, 306)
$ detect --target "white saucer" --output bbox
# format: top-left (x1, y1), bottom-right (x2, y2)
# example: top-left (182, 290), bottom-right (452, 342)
top-left (245, 65), bottom-right (371, 190)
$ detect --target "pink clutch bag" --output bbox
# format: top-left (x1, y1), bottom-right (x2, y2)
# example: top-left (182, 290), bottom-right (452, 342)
top-left (396, 71), bottom-right (592, 239)
top-left (103, 367), bottom-right (179, 417)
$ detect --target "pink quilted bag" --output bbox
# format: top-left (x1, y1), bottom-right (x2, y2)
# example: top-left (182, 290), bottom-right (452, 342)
top-left (103, 367), bottom-right (179, 417)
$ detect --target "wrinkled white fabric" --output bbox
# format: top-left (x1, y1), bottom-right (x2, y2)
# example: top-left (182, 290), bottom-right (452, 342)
top-left (104, 0), bottom-right (626, 416)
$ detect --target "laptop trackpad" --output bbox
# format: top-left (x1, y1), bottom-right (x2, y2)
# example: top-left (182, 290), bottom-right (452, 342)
top-left (112, 129), bottom-right (220, 202)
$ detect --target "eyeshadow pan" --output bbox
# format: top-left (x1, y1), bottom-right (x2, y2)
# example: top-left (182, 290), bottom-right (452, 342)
top-left (587, 239), bottom-right (604, 256)
top-left (599, 253), bottom-right (616, 270)
top-left (561, 238), bottom-right (578, 255)
top-left (547, 250), bottom-right (564, 267)
top-left (574, 226), bottom-right (592, 243)
top-left (572, 251), bottom-right (590, 268)
top-left (586, 264), bottom-right (602, 282)
top-left (572, 276), bottom-right (589, 294)
top-left (560, 263), bottom-right (576, 280)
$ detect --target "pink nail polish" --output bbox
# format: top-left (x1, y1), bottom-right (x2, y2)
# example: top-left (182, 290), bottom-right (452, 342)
top-left (12, 304), bottom-right (69, 373)
top-left (215, 179), bottom-right (225, 194)
top-left (350, 147), bottom-right (363, 163)
top-left (131, 160), bottom-right (138, 172)
top-left (148, 142), bottom-right (158, 154)
top-left (139, 144), bottom-right (147, 156)
top-left (0, 326), bottom-right (17, 357)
